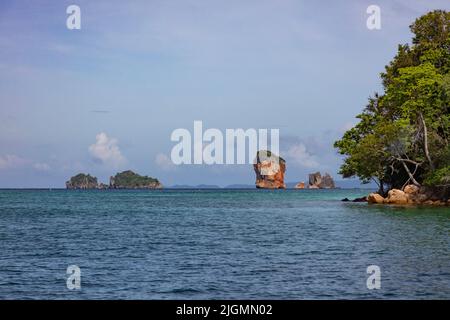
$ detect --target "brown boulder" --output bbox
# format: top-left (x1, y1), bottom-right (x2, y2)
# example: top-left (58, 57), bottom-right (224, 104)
top-left (404, 184), bottom-right (420, 195)
top-left (368, 193), bottom-right (385, 204)
top-left (385, 189), bottom-right (410, 204)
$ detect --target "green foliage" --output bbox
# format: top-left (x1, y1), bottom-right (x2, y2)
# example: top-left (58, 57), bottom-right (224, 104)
top-left (424, 166), bottom-right (450, 186)
top-left (335, 10), bottom-right (450, 192)
top-left (112, 170), bottom-right (159, 188)
top-left (69, 173), bottom-right (97, 185)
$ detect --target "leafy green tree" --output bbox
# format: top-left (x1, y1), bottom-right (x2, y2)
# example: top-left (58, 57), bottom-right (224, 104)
top-left (335, 10), bottom-right (450, 192)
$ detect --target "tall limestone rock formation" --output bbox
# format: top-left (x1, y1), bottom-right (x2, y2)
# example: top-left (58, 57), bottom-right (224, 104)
top-left (254, 150), bottom-right (286, 189)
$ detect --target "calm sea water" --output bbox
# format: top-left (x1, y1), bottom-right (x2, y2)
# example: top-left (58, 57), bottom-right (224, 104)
top-left (0, 189), bottom-right (448, 300)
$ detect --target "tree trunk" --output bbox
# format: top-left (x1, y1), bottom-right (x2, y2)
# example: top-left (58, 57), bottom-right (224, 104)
top-left (379, 184), bottom-right (385, 196)
top-left (419, 112), bottom-right (434, 171)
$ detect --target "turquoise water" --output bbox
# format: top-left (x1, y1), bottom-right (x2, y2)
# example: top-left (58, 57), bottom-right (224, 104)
top-left (0, 189), bottom-right (448, 299)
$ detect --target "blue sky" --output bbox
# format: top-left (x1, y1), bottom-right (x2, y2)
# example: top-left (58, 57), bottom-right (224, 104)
top-left (1, 0), bottom-right (449, 187)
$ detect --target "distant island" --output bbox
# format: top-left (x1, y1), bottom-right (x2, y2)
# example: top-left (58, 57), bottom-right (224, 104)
top-left (66, 170), bottom-right (162, 189)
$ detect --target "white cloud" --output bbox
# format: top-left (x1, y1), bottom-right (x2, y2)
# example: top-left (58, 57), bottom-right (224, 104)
top-left (0, 154), bottom-right (29, 169)
top-left (285, 143), bottom-right (319, 168)
top-left (89, 132), bottom-right (127, 168)
top-left (0, 155), bottom-right (54, 172)
top-left (155, 153), bottom-right (177, 171)
top-left (33, 162), bottom-right (51, 171)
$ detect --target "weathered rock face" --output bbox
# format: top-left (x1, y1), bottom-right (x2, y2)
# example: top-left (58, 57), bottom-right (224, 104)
top-left (368, 193), bottom-right (385, 204)
top-left (320, 173), bottom-right (336, 189)
top-left (385, 189), bottom-right (409, 204)
top-left (308, 172), bottom-right (321, 187)
top-left (254, 151), bottom-right (286, 189)
top-left (109, 170), bottom-right (162, 189)
top-left (404, 184), bottom-right (420, 195)
top-left (308, 172), bottom-right (336, 189)
top-left (66, 173), bottom-right (99, 189)
top-left (295, 182), bottom-right (305, 189)
top-left (367, 185), bottom-right (449, 205)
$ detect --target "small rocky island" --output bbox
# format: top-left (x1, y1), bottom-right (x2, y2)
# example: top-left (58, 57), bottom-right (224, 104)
top-left (109, 170), bottom-right (162, 189)
top-left (65, 173), bottom-right (101, 189)
top-left (308, 172), bottom-right (335, 189)
top-left (254, 150), bottom-right (286, 189)
top-left (295, 172), bottom-right (336, 189)
top-left (66, 170), bottom-right (162, 189)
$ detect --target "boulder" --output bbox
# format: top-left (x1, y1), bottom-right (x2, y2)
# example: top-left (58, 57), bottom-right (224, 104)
top-left (295, 182), bottom-right (305, 189)
top-left (404, 184), bottom-right (420, 195)
top-left (385, 189), bottom-right (410, 204)
top-left (254, 150), bottom-right (286, 189)
top-left (368, 193), bottom-right (385, 204)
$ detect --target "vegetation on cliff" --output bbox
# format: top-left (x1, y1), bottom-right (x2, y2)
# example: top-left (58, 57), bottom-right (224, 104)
top-left (66, 173), bottom-right (99, 189)
top-left (66, 170), bottom-right (162, 189)
top-left (334, 10), bottom-right (450, 196)
top-left (109, 170), bottom-right (162, 189)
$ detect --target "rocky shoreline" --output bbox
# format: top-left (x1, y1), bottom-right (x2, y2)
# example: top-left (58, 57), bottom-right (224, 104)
top-left (367, 185), bottom-right (449, 206)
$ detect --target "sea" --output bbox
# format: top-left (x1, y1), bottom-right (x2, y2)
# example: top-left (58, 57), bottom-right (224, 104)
top-left (0, 188), bottom-right (448, 299)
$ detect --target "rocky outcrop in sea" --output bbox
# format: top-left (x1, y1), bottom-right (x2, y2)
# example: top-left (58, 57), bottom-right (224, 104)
top-left (66, 173), bottom-right (102, 189)
top-left (109, 170), bottom-right (162, 189)
top-left (294, 182), bottom-right (305, 189)
top-left (254, 150), bottom-right (286, 189)
top-left (308, 172), bottom-right (336, 189)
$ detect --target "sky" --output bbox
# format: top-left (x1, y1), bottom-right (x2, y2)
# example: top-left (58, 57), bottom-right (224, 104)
top-left (1, 0), bottom-right (450, 188)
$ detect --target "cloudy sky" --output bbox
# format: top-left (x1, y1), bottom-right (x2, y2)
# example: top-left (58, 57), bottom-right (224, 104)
top-left (1, 0), bottom-right (449, 187)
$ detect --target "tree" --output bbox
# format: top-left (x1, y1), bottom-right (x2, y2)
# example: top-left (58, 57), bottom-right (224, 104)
top-left (335, 10), bottom-right (450, 191)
